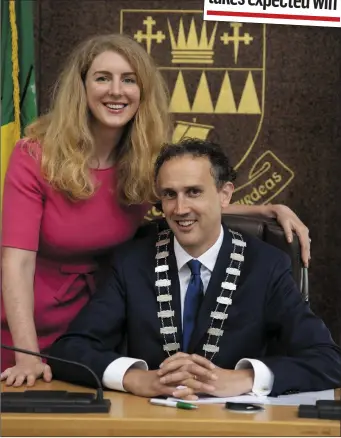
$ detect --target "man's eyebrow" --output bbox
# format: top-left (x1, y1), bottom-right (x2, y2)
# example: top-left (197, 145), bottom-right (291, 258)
top-left (184, 185), bottom-right (204, 190)
top-left (159, 187), bottom-right (174, 192)
top-left (159, 185), bottom-right (203, 191)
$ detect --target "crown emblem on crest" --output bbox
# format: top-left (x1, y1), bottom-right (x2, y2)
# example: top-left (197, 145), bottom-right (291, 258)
top-left (167, 18), bottom-right (217, 64)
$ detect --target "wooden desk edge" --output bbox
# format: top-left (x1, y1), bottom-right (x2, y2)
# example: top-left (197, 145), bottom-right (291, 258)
top-left (1, 382), bottom-right (340, 437)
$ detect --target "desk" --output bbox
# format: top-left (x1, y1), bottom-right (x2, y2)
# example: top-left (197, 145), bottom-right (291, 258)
top-left (1, 381), bottom-right (340, 436)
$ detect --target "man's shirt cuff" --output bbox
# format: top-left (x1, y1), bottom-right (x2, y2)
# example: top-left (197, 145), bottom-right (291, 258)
top-left (102, 357), bottom-right (148, 391)
top-left (235, 358), bottom-right (274, 396)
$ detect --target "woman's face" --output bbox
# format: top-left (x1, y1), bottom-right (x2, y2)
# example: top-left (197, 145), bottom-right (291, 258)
top-left (85, 50), bottom-right (141, 131)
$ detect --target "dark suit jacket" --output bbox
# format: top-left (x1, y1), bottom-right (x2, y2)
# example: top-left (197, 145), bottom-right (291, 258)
top-left (49, 222), bottom-right (341, 396)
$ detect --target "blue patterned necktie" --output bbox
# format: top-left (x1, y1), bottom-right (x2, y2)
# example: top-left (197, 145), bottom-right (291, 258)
top-left (182, 259), bottom-right (203, 352)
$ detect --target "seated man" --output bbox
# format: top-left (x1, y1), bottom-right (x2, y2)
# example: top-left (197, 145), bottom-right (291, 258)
top-left (49, 138), bottom-right (341, 400)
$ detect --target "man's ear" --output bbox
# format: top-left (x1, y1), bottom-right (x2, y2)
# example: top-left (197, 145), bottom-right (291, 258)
top-left (220, 182), bottom-right (234, 209)
top-left (154, 179), bottom-right (163, 212)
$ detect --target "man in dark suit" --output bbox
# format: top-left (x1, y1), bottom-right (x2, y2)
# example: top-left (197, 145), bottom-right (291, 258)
top-left (49, 138), bottom-right (341, 400)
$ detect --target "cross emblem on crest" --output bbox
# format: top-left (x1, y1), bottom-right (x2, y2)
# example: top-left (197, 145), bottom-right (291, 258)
top-left (134, 16), bottom-right (166, 54)
top-left (220, 23), bottom-right (254, 64)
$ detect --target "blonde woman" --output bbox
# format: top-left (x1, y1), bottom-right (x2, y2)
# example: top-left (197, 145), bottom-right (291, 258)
top-left (1, 34), bottom-right (310, 387)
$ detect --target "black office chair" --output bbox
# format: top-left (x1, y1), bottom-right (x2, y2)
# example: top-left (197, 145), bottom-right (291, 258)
top-left (221, 214), bottom-right (309, 302)
top-left (141, 214), bottom-right (308, 302)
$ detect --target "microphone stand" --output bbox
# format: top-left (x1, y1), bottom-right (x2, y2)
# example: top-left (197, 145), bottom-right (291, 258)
top-left (1, 344), bottom-right (111, 413)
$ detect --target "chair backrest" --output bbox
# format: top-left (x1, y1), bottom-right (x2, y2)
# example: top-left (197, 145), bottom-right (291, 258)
top-left (143, 214), bottom-right (308, 301)
top-left (221, 214), bottom-right (308, 301)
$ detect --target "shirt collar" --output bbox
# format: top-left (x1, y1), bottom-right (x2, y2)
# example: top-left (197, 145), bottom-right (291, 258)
top-left (174, 225), bottom-right (224, 272)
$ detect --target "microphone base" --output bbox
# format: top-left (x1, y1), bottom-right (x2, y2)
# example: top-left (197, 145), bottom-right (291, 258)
top-left (1, 390), bottom-right (111, 413)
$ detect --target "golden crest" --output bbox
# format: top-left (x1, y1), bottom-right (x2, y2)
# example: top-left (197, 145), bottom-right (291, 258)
top-left (120, 10), bottom-right (294, 211)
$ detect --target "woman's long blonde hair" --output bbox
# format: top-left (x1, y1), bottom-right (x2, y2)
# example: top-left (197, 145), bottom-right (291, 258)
top-left (25, 34), bottom-right (172, 203)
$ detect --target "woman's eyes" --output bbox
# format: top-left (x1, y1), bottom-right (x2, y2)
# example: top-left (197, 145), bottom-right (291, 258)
top-left (123, 77), bottom-right (136, 84)
top-left (95, 76), bottom-right (136, 83)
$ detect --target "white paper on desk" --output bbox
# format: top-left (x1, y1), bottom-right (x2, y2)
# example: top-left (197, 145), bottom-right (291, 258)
top-left (168, 389), bottom-right (335, 406)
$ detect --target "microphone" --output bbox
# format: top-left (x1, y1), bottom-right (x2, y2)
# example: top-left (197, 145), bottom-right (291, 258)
top-left (1, 344), bottom-right (111, 413)
top-left (1, 344), bottom-right (104, 400)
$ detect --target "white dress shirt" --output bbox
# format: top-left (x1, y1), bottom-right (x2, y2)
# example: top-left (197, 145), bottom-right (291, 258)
top-left (103, 226), bottom-right (274, 395)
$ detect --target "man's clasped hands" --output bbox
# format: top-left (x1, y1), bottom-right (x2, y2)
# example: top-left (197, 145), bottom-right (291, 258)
top-left (123, 352), bottom-right (254, 400)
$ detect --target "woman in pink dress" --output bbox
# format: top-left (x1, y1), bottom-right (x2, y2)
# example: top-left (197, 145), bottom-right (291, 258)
top-left (1, 34), bottom-right (310, 387)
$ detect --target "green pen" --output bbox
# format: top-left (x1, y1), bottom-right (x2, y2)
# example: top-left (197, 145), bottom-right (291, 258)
top-left (150, 398), bottom-right (198, 409)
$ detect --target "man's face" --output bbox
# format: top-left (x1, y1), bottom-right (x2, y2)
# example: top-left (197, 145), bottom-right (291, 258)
top-left (157, 155), bottom-right (234, 258)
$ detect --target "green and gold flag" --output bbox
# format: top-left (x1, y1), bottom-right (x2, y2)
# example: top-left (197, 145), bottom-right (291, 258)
top-left (1, 0), bottom-right (37, 199)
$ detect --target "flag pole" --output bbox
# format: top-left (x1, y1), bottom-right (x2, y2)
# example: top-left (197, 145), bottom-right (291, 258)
top-left (9, 0), bottom-right (21, 142)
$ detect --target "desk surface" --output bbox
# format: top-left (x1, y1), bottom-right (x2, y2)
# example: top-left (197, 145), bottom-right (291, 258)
top-left (1, 381), bottom-right (340, 437)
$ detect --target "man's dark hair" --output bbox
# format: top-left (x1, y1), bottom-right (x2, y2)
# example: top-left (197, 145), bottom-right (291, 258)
top-left (154, 137), bottom-right (237, 188)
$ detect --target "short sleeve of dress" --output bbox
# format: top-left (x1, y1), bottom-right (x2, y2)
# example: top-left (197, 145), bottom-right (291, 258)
top-left (2, 140), bottom-right (45, 251)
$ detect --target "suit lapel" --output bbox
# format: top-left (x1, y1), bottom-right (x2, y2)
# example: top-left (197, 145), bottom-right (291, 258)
top-left (188, 224), bottom-right (233, 353)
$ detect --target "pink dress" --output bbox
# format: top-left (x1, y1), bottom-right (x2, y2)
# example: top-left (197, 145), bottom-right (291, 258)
top-left (1, 140), bottom-right (149, 370)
